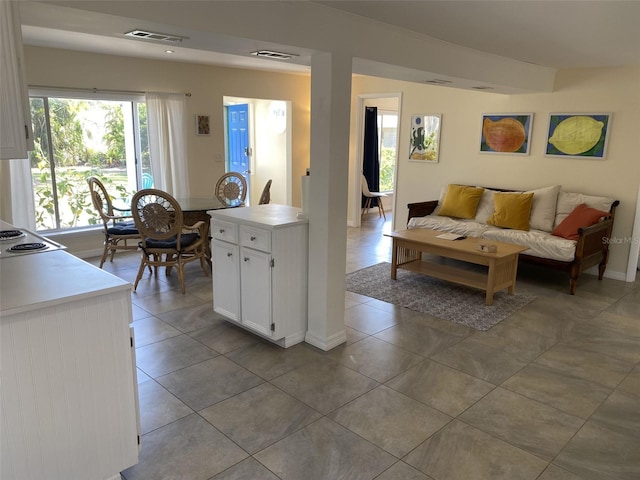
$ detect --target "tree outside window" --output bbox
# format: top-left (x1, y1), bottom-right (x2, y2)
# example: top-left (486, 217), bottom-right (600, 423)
top-left (29, 95), bottom-right (148, 231)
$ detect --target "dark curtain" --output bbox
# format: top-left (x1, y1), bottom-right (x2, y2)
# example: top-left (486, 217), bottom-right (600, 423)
top-left (362, 106), bottom-right (379, 208)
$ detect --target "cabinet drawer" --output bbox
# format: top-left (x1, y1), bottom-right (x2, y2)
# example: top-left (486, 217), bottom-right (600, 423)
top-left (211, 219), bottom-right (238, 242)
top-left (240, 225), bottom-right (271, 252)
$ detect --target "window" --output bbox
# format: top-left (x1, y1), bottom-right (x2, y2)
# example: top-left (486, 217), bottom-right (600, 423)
top-left (28, 91), bottom-right (150, 231)
top-left (377, 111), bottom-right (398, 192)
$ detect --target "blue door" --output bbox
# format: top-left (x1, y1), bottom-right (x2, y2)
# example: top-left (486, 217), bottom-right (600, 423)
top-left (227, 104), bottom-right (251, 198)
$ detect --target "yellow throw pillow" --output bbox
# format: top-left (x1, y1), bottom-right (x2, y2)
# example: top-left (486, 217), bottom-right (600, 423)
top-left (438, 185), bottom-right (485, 219)
top-left (487, 192), bottom-right (534, 230)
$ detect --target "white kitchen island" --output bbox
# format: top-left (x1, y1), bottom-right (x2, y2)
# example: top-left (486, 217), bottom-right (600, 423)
top-left (0, 248), bottom-right (140, 480)
top-left (209, 204), bottom-right (309, 347)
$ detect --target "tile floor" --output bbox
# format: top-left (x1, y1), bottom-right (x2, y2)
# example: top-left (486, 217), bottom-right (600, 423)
top-left (87, 214), bottom-right (640, 480)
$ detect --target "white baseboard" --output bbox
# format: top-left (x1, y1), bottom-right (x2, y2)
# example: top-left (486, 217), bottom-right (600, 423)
top-left (305, 329), bottom-right (347, 351)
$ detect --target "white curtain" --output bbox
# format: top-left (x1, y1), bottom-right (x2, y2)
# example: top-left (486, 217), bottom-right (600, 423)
top-left (0, 158), bottom-right (36, 229)
top-left (145, 92), bottom-right (189, 197)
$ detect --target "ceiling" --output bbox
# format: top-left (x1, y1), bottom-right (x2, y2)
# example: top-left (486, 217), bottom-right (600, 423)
top-left (18, 1), bottom-right (640, 83)
top-left (317, 0), bottom-right (640, 69)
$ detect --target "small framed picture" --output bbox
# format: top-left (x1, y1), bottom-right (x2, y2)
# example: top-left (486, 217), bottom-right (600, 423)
top-left (409, 114), bottom-right (441, 163)
top-left (545, 113), bottom-right (611, 159)
top-left (196, 114), bottom-right (210, 135)
top-left (480, 113), bottom-right (533, 155)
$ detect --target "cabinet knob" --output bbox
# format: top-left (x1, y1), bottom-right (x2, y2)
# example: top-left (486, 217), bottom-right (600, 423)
top-left (227, 252), bottom-right (232, 257)
top-left (219, 228), bottom-right (225, 233)
top-left (250, 236), bottom-right (256, 241)
top-left (243, 257), bottom-right (249, 262)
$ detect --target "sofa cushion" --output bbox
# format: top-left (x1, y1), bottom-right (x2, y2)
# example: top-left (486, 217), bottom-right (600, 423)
top-left (552, 203), bottom-right (610, 240)
top-left (554, 191), bottom-right (615, 228)
top-left (527, 185), bottom-right (560, 232)
top-left (474, 189), bottom-right (498, 224)
top-left (481, 228), bottom-right (577, 262)
top-left (437, 185), bottom-right (485, 219)
top-left (487, 192), bottom-right (534, 230)
top-left (408, 215), bottom-right (493, 237)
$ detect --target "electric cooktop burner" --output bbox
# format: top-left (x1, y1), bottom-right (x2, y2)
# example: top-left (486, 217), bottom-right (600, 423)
top-left (8, 242), bottom-right (48, 252)
top-left (0, 230), bottom-right (26, 241)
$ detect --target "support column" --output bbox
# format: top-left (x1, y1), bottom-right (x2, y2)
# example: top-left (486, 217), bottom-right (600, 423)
top-left (304, 52), bottom-right (352, 350)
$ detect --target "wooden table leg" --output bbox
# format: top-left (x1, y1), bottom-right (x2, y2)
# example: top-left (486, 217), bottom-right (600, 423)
top-left (391, 238), bottom-right (398, 279)
top-left (486, 259), bottom-right (496, 305)
top-left (507, 255), bottom-right (520, 295)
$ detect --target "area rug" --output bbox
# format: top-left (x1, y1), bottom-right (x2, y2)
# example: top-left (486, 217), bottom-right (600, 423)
top-left (345, 262), bottom-right (536, 331)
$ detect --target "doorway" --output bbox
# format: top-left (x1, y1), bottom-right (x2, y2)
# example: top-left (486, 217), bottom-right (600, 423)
top-left (223, 97), bottom-right (291, 205)
top-left (355, 93), bottom-right (402, 227)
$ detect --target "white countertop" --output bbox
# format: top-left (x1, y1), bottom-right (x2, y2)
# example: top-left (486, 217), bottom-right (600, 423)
top-left (0, 249), bottom-right (132, 316)
top-left (208, 204), bottom-right (308, 229)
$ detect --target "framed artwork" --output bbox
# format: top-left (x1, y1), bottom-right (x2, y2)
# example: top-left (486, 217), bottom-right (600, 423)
top-left (196, 114), bottom-right (210, 135)
top-left (480, 113), bottom-right (533, 155)
top-left (410, 114), bottom-right (441, 163)
top-left (545, 113), bottom-right (611, 159)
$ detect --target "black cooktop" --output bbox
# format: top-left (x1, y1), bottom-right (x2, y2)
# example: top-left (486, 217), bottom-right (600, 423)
top-left (0, 230), bottom-right (26, 241)
top-left (8, 242), bottom-right (47, 252)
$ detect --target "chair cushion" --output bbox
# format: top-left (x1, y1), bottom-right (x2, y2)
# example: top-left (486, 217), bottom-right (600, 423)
top-left (144, 233), bottom-right (199, 249)
top-left (107, 222), bottom-right (138, 235)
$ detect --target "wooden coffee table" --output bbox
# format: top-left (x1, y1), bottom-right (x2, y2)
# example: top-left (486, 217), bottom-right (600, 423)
top-left (386, 229), bottom-right (528, 305)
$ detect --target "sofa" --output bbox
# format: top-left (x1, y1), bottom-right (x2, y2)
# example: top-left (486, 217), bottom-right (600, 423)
top-left (406, 184), bottom-right (620, 294)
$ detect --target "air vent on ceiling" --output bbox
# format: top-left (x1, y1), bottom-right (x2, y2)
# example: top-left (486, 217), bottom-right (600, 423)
top-left (125, 29), bottom-right (187, 43)
top-left (472, 86), bottom-right (494, 90)
top-left (250, 50), bottom-right (298, 60)
top-left (425, 79), bottom-right (452, 85)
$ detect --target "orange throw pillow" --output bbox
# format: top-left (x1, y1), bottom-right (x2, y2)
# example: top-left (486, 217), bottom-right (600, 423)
top-left (552, 203), bottom-right (609, 240)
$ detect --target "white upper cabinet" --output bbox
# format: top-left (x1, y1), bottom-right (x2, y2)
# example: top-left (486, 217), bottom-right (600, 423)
top-left (0, 1), bottom-right (33, 160)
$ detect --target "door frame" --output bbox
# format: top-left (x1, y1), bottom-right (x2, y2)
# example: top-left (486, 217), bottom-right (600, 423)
top-left (223, 96), bottom-right (291, 206)
top-left (353, 92), bottom-right (403, 228)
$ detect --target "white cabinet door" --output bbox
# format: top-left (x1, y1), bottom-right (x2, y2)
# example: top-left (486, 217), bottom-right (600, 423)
top-left (240, 247), bottom-right (272, 337)
top-left (0, 1), bottom-right (33, 160)
top-left (212, 239), bottom-right (241, 322)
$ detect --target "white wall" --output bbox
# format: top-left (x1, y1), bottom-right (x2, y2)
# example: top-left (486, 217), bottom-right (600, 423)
top-left (252, 99), bottom-right (288, 205)
top-left (350, 67), bottom-right (640, 278)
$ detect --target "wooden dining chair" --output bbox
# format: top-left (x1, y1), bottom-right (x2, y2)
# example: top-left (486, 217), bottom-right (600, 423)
top-left (87, 176), bottom-right (141, 268)
top-left (130, 188), bottom-right (209, 294)
top-left (215, 172), bottom-right (247, 207)
top-left (258, 179), bottom-right (272, 205)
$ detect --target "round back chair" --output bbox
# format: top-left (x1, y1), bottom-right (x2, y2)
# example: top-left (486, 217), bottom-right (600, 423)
top-left (258, 179), bottom-right (272, 205)
top-left (130, 188), bottom-right (209, 294)
top-left (87, 176), bottom-right (140, 268)
top-left (215, 172), bottom-right (247, 207)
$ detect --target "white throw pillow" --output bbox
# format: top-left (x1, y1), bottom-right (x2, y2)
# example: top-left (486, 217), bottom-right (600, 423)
top-left (554, 191), bottom-right (615, 228)
top-left (474, 189), bottom-right (497, 224)
top-left (527, 185), bottom-right (561, 232)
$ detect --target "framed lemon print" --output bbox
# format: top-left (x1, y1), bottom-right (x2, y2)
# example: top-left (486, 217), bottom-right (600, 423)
top-left (480, 113), bottom-right (532, 155)
top-left (545, 113), bottom-right (611, 159)
top-left (410, 114), bottom-right (441, 163)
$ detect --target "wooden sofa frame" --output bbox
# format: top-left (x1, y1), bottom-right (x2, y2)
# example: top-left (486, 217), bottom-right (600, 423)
top-left (407, 190), bottom-right (620, 295)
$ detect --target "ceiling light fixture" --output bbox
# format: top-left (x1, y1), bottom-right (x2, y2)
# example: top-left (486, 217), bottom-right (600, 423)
top-left (250, 50), bottom-right (298, 60)
top-left (472, 86), bottom-right (494, 90)
top-left (165, 50), bottom-right (175, 54)
top-left (125, 29), bottom-right (188, 43)
top-left (425, 79), bottom-right (452, 85)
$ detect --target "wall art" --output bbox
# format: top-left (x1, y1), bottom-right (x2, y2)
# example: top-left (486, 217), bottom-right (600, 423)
top-left (480, 113), bottom-right (532, 155)
top-left (196, 114), bottom-right (210, 135)
top-left (545, 113), bottom-right (610, 159)
top-left (410, 114), bottom-right (441, 163)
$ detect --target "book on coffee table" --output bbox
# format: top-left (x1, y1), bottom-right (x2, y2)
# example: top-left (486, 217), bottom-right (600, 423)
top-left (435, 232), bottom-right (467, 240)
